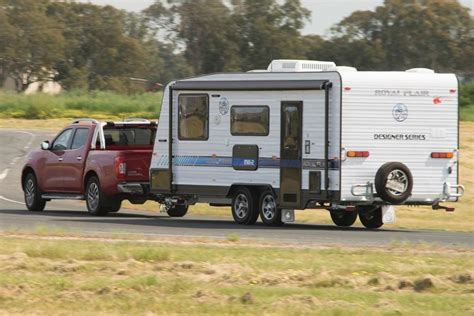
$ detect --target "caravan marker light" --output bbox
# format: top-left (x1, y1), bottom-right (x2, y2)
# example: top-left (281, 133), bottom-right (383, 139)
top-left (431, 152), bottom-right (454, 159)
top-left (347, 150), bottom-right (369, 158)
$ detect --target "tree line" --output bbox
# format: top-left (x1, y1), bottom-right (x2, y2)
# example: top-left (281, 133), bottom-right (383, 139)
top-left (0, 0), bottom-right (472, 93)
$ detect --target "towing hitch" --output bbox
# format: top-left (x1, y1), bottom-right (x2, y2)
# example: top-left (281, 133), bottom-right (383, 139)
top-left (432, 204), bottom-right (455, 212)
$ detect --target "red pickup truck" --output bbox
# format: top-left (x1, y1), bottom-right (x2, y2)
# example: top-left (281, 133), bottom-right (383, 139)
top-left (21, 119), bottom-right (157, 215)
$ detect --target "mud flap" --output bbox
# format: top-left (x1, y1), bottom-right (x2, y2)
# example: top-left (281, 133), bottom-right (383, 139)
top-left (281, 209), bottom-right (295, 223)
top-left (382, 205), bottom-right (396, 224)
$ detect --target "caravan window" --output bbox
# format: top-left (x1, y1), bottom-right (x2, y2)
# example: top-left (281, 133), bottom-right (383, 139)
top-left (230, 106), bottom-right (269, 136)
top-left (178, 94), bottom-right (209, 140)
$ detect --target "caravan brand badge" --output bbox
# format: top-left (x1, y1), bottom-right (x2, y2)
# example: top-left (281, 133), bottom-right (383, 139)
top-left (392, 103), bottom-right (408, 122)
top-left (219, 97), bottom-right (229, 115)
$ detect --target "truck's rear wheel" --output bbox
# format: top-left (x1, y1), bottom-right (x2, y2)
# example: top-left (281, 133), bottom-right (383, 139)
top-left (375, 162), bottom-right (413, 204)
top-left (330, 210), bottom-right (358, 227)
top-left (231, 187), bottom-right (259, 225)
top-left (24, 173), bottom-right (46, 212)
top-left (107, 200), bottom-right (122, 213)
top-left (259, 190), bottom-right (283, 226)
top-left (358, 206), bottom-right (383, 229)
top-left (167, 205), bottom-right (188, 217)
top-left (86, 176), bottom-right (109, 216)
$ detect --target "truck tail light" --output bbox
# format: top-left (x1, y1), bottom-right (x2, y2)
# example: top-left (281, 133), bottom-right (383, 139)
top-left (431, 152), bottom-right (454, 159)
top-left (115, 156), bottom-right (126, 179)
top-left (347, 150), bottom-right (370, 158)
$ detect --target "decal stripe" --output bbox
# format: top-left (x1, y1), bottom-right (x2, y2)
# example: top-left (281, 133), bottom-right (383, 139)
top-left (169, 155), bottom-right (340, 170)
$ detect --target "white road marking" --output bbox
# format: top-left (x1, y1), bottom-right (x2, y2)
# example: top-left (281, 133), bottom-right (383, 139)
top-left (0, 169), bottom-right (9, 181)
top-left (0, 195), bottom-right (24, 205)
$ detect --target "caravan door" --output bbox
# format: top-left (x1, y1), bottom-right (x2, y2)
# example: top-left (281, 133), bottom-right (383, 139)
top-left (279, 101), bottom-right (303, 208)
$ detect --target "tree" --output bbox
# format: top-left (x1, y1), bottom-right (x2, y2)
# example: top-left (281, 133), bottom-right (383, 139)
top-left (145, 0), bottom-right (241, 74)
top-left (232, 0), bottom-right (310, 70)
top-left (0, 0), bottom-right (65, 92)
top-left (328, 0), bottom-right (474, 72)
top-left (48, 2), bottom-right (147, 93)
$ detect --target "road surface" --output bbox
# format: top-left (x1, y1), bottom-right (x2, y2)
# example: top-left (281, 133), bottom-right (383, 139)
top-left (0, 128), bottom-right (472, 248)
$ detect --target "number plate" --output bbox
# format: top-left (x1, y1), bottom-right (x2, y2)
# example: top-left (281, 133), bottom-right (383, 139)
top-left (386, 180), bottom-right (404, 192)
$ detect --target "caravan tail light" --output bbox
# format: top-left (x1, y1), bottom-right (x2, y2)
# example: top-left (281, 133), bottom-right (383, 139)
top-left (347, 150), bottom-right (370, 158)
top-left (115, 156), bottom-right (127, 179)
top-left (431, 152), bottom-right (454, 159)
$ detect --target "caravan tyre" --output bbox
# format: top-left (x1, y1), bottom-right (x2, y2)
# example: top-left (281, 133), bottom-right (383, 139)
top-left (167, 204), bottom-right (188, 217)
top-left (231, 187), bottom-right (259, 225)
top-left (330, 210), bottom-right (358, 227)
top-left (259, 190), bottom-right (283, 226)
top-left (358, 206), bottom-right (383, 229)
top-left (375, 162), bottom-right (413, 204)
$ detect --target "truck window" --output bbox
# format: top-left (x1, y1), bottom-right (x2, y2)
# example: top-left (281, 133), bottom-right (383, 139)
top-left (102, 127), bottom-right (156, 146)
top-left (178, 94), bottom-right (209, 140)
top-left (231, 106), bottom-right (269, 136)
top-left (52, 129), bottom-right (73, 151)
top-left (71, 128), bottom-right (89, 150)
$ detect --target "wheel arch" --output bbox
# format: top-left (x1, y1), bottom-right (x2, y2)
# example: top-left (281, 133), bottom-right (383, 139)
top-left (83, 170), bottom-right (98, 191)
top-left (226, 184), bottom-right (275, 198)
top-left (21, 166), bottom-right (36, 191)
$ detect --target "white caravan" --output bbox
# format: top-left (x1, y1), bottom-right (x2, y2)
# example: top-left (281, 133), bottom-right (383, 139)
top-left (149, 60), bottom-right (464, 229)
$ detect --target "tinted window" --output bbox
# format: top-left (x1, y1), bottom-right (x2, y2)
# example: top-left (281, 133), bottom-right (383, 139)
top-left (52, 129), bottom-right (73, 151)
top-left (71, 128), bottom-right (89, 150)
top-left (102, 127), bottom-right (155, 146)
top-left (178, 94), bottom-right (209, 140)
top-left (231, 106), bottom-right (269, 136)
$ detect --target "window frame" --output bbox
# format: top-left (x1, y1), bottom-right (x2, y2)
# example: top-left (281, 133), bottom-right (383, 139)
top-left (230, 105), bottom-right (270, 136)
top-left (51, 128), bottom-right (74, 152)
top-left (177, 93), bottom-right (210, 141)
top-left (71, 127), bottom-right (90, 150)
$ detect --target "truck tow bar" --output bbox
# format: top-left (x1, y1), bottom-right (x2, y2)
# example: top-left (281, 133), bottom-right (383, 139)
top-left (432, 203), bottom-right (455, 212)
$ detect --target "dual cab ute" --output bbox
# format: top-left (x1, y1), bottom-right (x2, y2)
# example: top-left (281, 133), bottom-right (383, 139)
top-left (22, 118), bottom-right (157, 215)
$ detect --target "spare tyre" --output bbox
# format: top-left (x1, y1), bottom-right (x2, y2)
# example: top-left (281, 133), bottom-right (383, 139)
top-left (375, 162), bottom-right (413, 204)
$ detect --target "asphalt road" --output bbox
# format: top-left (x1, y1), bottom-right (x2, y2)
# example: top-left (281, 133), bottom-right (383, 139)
top-left (0, 128), bottom-right (473, 248)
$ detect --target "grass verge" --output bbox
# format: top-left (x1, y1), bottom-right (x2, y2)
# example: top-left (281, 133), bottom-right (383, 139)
top-left (0, 235), bottom-right (472, 315)
top-left (0, 91), bottom-right (162, 120)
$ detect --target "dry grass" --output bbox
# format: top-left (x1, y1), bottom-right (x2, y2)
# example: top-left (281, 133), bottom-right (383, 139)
top-left (0, 235), bottom-right (472, 315)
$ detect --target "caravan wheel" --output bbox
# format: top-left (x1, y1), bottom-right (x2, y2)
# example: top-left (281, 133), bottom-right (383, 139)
top-left (259, 190), bottom-right (283, 226)
top-left (330, 210), bottom-right (358, 227)
top-left (231, 187), bottom-right (259, 225)
top-left (358, 206), bottom-right (383, 229)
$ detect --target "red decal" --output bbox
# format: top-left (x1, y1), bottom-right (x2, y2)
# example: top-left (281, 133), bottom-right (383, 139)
top-left (433, 97), bottom-right (442, 104)
top-left (344, 87), bottom-right (352, 91)
top-left (449, 89), bottom-right (456, 94)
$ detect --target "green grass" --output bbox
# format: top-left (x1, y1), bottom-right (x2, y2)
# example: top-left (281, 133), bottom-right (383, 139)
top-left (461, 103), bottom-right (474, 121)
top-left (0, 90), bottom-right (162, 119)
top-left (0, 235), bottom-right (472, 315)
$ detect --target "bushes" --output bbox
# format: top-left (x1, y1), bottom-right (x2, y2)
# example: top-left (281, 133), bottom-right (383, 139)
top-left (0, 90), bottom-right (162, 119)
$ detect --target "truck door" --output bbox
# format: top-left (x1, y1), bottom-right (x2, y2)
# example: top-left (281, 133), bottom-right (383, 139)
top-left (62, 127), bottom-right (90, 193)
top-left (280, 101), bottom-right (303, 208)
top-left (43, 128), bottom-right (74, 192)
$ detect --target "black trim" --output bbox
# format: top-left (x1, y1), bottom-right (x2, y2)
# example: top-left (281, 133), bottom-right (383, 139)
top-left (173, 80), bottom-right (328, 91)
top-left (324, 82), bottom-right (332, 197)
top-left (230, 105), bottom-right (270, 136)
top-left (169, 85), bottom-right (174, 192)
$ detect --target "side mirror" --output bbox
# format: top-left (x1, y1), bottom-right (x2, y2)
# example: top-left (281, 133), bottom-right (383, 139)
top-left (41, 141), bottom-right (50, 150)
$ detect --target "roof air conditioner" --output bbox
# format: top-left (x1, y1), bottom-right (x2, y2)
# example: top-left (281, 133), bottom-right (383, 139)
top-left (267, 59), bottom-right (336, 72)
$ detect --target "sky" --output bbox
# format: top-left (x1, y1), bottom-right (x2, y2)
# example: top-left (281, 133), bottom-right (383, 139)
top-left (81, 0), bottom-right (474, 36)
